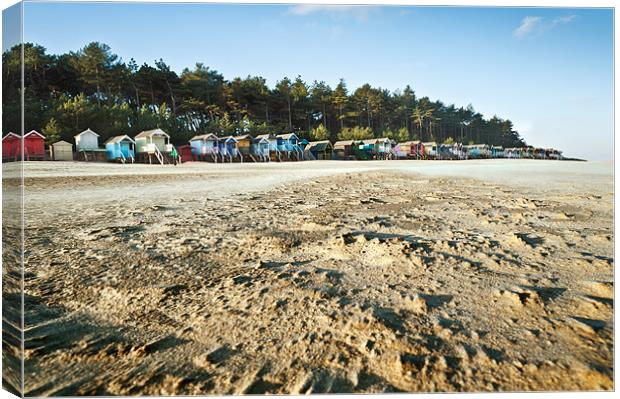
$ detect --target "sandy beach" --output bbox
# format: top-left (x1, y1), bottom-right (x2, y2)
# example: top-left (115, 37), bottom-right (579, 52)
top-left (8, 159), bottom-right (614, 394)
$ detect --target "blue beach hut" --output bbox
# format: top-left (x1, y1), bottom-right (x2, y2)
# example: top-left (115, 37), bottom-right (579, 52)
top-left (190, 133), bottom-right (220, 161)
top-left (105, 135), bottom-right (135, 163)
top-left (251, 137), bottom-right (270, 161)
top-left (217, 136), bottom-right (239, 161)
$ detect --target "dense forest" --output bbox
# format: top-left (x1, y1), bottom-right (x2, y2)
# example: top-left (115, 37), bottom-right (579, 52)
top-left (2, 42), bottom-right (527, 147)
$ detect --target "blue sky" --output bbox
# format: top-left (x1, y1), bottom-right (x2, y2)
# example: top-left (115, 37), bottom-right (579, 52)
top-left (12, 2), bottom-right (615, 160)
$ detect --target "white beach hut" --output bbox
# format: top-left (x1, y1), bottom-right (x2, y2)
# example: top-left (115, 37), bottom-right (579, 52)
top-left (74, 128), bottom-right (100, 151)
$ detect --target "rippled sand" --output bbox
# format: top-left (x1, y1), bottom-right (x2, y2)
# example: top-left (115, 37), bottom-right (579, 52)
top-left (6, 160), bottom-right (613, 394)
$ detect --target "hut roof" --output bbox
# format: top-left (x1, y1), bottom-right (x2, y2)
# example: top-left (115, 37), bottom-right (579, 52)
top-left (74, 128), bottom-right (100, 138)
top-left (333, 140), bottom-right (356, 149)
top-left (253, 136), bottom-right (269, 144)
top-left (52, 140), bottom-right (73, 147)
top-left (190, 133), bottom-right (219, 142)
top-left (277, 133), bottom-right (299, 140)
top-left (235, 134), bottom-right (253, 140)
top-left (221, 136), bottom-right (238, 143)
top-left (24, 130), bottom-right (45, 139)
top-left (255, 133), bottom-right (276, 140)
top-left (105, 135), bottom-right (135, 145)
top-left (307, 140), bottom-right (333, 151)
top-left (2, 132), bottom-right (20, 141)
top-left (135, 128), bottom-right (169, 139)
top-left (361, 139), bottom-right (378, 145)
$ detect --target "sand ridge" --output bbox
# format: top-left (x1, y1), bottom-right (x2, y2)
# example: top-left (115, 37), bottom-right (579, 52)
top-left (13, 162), bottom-right (615, 394)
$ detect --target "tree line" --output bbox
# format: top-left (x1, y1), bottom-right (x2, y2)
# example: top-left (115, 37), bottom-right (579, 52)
top-left (2, 42), bottom-right (527, 147)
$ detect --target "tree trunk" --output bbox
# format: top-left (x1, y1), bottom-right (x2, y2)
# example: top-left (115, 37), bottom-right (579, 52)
top-left (287, 95), bottom-right (292, 129)
top-left (323, 103), bottom-right (327, 126)
top-left (149, 80), bottom-right (155, 105)
top-left (165, 79), bottom-right (176, 113)
top-left (95, 66), bottom-right (101, 106)
top-left (132, 83), bottom-right (141, 108)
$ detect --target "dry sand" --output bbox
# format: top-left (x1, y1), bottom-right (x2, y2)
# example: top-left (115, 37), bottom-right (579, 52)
top-left (4, 159), bottom-right (614, 394)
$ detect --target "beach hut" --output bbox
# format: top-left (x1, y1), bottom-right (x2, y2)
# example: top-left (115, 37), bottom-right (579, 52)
top-left (105, 135), bottom-right (135, 163)
top-left (399, 141), bottom-right (425, 159)
top-left (276, 133), bottom-right (303, 160)
top-left (189, 133), bottom-right (220, 162)
top-left (448, 142), bottom-right (465, 159)
top-left (256, 133), bottom-right (281, 160)
top-left (521, 147), bottom-right (534, 159)
top-left (437, 144), bottom-right (455, 160)
top-left (218, 136), bottom-right (239, 162)
top-left (391, 143), bottom-right (405, 159)
top-left (397, 141), bottom-right (412, 158)
top-left (491, 146), bottom-right (505, 158)
top-left (359, 139), bottom-right (378, 159)
top-left (177, 145), bottom-right (192, 163)
top-left (74, 128), bottom-right (100, 151)
top-left (50, 140), bottom-right (73, 161)
top-left (251, 137), bottom-right (270, 161)
top-left (23, 130), bottom-right (46, 160)
top-left (373, 138), bottom-right (393, 159)
top-left (306, 140), bottom-right (333, 160)
top-left (505, 148), bottom-right (521, 159)
top-left (532, 148), bottom-right (546, 159)
top-left (74, 128), bottom-right (107, 161)
top-left (2, 132), bottom-right (21, 162)
top-left (422, 142), bottom-right (437, 159)
top-left (134, 128), bottom-right (172, 164)
top-left (465, 144), bottom-right (490, 159)
top-left (235, 134), bottom-right (255, 161)
top-left (333, 140), bottom-right (356, 160)
top-left (544, 148), bottom-right (562, 160)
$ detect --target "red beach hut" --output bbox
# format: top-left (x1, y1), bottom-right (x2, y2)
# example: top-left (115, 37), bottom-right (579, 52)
top-left (23, 130), bottom-right (46, 160)
top-left (177, 144), bottom-right (192, 162)
top-left (2, 132), bottom-right (21, 162)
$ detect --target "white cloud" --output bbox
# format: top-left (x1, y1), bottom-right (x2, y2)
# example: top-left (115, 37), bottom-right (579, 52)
top-left (287, 5), bottom-right (376, 22)
top-left (553, 15), bottom-right (576, 25)
top-left (513, 14), bottom-right (576, 38)
top-left (513, 16), bottom-right (542, 38)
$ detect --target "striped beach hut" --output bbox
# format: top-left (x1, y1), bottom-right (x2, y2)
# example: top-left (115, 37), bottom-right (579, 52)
top-left (105, 135), bottom-right (135, 163)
